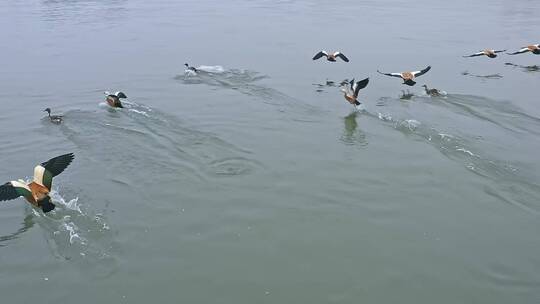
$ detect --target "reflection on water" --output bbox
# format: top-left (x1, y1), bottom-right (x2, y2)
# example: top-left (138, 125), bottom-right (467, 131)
top-left (0, 213), bottom-right (35, 247)
top-left (340, 111), bottom-right (367, 146)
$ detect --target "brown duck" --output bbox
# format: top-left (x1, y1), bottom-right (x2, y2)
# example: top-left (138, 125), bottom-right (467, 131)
top-left (377, 66), bottom-right (431, 86)
top-left (507, 44), bottom-right (540, 55)
top-left (0, 153), bottom-right (75, 213)
top-left (463, 49), bottom-right (506, 58)
top-left (312, 51), bottom-right (349, 62)
top-left (341, 77), bottom-right (369, 107)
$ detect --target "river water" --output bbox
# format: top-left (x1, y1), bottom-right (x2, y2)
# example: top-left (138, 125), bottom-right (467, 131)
top-left (0, 0), bottom-right (539, 303)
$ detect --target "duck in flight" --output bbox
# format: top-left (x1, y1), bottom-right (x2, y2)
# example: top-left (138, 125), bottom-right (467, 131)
top-left (507, 44), bottom-right (540, 55)
top-left (341, 77), bottom-right (369, 108)
top-left (312, 51), bottom-right (349, 62)
top-left (377, 66), bottom-right (431, 86)
top-left (104, 91), bottom-right (127, 108)
top-left (0, 153), bottom-right (75, 213)
top-left (43, 108), bottom-right (63, 124)
top-left (463, 49), bottom-right (506, 58)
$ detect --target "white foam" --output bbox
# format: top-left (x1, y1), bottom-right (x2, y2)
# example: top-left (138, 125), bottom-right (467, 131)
top-left (197, 65), bottom-right (225, 73)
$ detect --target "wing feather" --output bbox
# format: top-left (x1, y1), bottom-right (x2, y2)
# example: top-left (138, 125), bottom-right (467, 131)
top-left (334, 52), bottom-right (349, 62)
top-left (463, 51), bottom-right (484, 57)
top-left (312, 51), bottom-right (327, 60)
top-left (40, 153), bottom-right (75, 179)
top-left (0, 182), bottom-right (29, 202)
top-left (353, 78), bottom-right (369, 96)
top-left (377, 70), bottom-right (403, 78)
top-left (412, 66), bottom-right (431, 77)
top-left (507, 48), bottom-right (529, 55)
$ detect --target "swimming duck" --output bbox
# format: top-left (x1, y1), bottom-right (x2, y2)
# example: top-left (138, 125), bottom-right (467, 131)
top-left (184, 63), bottom-right (198, 73)
top-left (463, 49), bottom-right (506, 58)
top-left (0, 153), bottom-right (74, 213)
top-left (312, 51), bottom-right (349, 62)
top-left (422, 85), bottom-right (441, 97)
top-left (507, 44), bottom-right (540, 55)
top-left (104, 91), bottom-right (127, 108)
top-left (43, 108), bottom-right (63, 124)
top-left (377, 66), bottom-right (431, 86)
top-left (341, 77), bottom-right (369, 107)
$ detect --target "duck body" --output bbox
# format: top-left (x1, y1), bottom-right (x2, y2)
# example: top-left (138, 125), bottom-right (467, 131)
top-left (341, 77), bottom-right (369, 107)
top-left (105, 91), bottom-right (127, 108)
top-left (0, 153), bottom-right (74, 213)
top-left (422, 85), bottom-right (441, 97)
top-left (377, 66), bottom-right (431, 86)
top-left (313, 51), bottom-right (349, 62)
top-left (184, 63), bottom-right (198, 73)
top-left (43, 108), bottom-right (63, 124)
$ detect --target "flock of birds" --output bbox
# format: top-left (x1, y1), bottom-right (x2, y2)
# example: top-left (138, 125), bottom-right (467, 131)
top-left (0, 43), bottom-right (538, 215)
top-left (312, 44), bottom-right (539, 106)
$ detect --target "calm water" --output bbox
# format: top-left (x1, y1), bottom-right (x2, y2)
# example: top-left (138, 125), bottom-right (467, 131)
top-left (1, 0), bottom-right (539, 303)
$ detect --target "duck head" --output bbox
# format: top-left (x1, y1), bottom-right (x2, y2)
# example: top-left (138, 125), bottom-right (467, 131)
top-left (43, 108), bottom-right (51, 115)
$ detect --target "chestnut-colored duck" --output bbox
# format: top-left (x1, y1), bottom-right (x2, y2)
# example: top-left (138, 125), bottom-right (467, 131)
top-left (507, 44), bottom-right (540, 55)
top-left (341, 77), bottom-right (369, 107)
top-left (104, 91), bottom-right (127, 108)
top-left (312, 51), bottom-right (349, 62)
top-left (463, 49), bottom-right (506, 58)
top-left (377, 66), bottom-right (431, 86)
top-left (0, 153), bottom-right (75, 213)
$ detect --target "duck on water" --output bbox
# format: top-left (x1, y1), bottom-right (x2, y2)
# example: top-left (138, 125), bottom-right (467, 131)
top-left (104, 91), bottom-right (127, 108)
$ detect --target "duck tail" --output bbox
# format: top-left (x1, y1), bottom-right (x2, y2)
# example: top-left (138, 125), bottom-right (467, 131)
top-left (39, 197), bottom-right (56, 213)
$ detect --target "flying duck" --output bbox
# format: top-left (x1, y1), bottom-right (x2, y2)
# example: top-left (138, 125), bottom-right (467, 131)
top-left (312, 51), bottom-right (349, 62)
top-left (507, 44), bottom-right (540, 55)
top-left (0, 153), bottom-right (74, 213)
top-left (104, 91), bottom-right (127, 108)
top-left (377, 66), bottom-right (431, 86)
top-left (341, 77), bottom-right (369, 107)
top-left (463, 49), bottom-right (506, 58)
top-left (422, 85), bottom-right (441, 97)
top-left (43, 108), bottom-right (63, 124)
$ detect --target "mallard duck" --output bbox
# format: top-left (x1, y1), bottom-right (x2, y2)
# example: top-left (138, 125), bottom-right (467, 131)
top-left (43, 108), bottom-right (63, 124)
top-left (377, 66), bottom-right (431, 86)
top-left (104, 91), bottom-right (127, 108)
top-left (0, 153), bottom-right (75, 213)
top-left (507, 44), bottom-right (540, 55)
top-left (422, 85), bottom-right (441, 97)
top-left (312, 51), bottom-right (349, 62)
top-left (463, 49), bottom-right (506, 58)
top-left (341, 77), bottom-right (369, 107)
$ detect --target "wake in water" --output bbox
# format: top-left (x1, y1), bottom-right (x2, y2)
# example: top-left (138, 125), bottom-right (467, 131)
top-left (175, 65), bottom-right (319, 114)
top-left (362, 93), bottom-right (540, 213)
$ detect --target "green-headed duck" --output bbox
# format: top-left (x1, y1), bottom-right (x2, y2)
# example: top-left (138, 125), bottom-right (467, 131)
top-left (341, 77), bottom-right (369, 107)
top-left (43, 108), bottom-right (63, 124)
top-left (104, 91), bottom-right (127, 108)
top-left (507, 44), bottom-right (540, 55)
top-left (313, 51), bottom-right (349, 62)
top-left (377, 66), bottom-right (431, 86)
top-left (463, 49), bottom-right (506, 58)
top-left (0, 153), bottom-right (74, 213)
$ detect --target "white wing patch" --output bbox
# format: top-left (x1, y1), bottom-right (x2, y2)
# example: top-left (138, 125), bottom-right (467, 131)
top-left (10, 180), bottom-right (31, 192)
top-left (33, 165), bottom-right (46, 186)
top-left (322, 50), bottom-right (329, 56)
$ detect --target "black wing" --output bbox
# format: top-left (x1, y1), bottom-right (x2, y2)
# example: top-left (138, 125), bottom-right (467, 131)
top-left (494, 50), bottom-right (506, 53)
top-left (41, 153), bottom-right (75, 177)
top-left (413, 66), bottom-right (431, 77)
top-left (335, 52), bottom-right (349, 62)
top-left (354, 78), bottom-right (369, 96)
top-left (312, 51), bottom-right (327, 60)
top-left (0, 183), bottom-right (21, 202)
top-left (463, 52), bottom-right (484, 58)
top-left (377, 70), bottom-right (402, 78)
top-left (507, 48), bottom-right (529, 55)
top-left (349, 78), bottom-right (355, 90)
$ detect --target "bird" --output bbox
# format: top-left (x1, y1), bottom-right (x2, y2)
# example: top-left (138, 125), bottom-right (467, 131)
top-left (422, 85), bottom-right (441, 97)
top-left (341, 77), bottom-right (369, 107)
top-left (312, 51), bottom-right (349, 62)
top-left (463, 49), bottom-right (506, 58)
top-left (0, 153), bottom-right (75, 213)
top-left (184, 63), bottom-right (198, 73)
top-left (377, 66), bottom-right (431, 86)
top-left (104, 91), bottom-right (127, 108)
top-left (43, 108), bottom-right (63, 124)
top-left (507, 44), bottom-right (540, 55)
